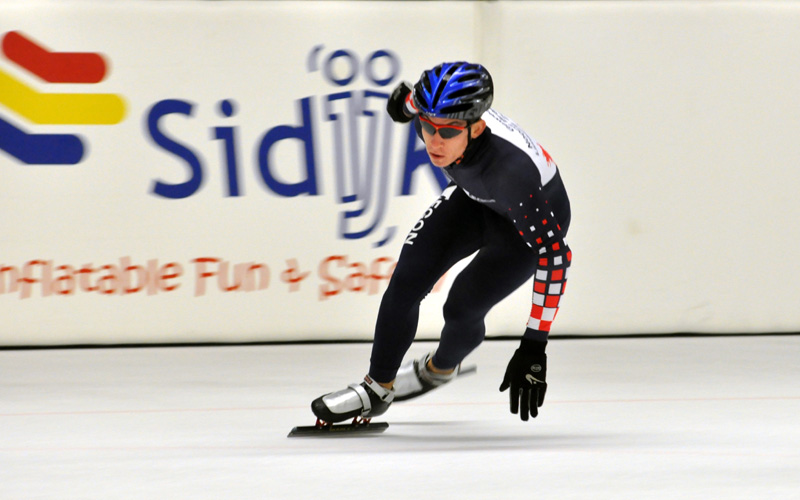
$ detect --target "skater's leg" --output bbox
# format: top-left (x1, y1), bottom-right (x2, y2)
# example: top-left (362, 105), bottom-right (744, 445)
top-left (368, 187), bottom-right (484, 383)
top-left (431, 212), bottom-right (540, 370)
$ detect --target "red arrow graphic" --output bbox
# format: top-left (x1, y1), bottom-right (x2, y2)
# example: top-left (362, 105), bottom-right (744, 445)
top-left (1, 30), bottom-right (106, 83)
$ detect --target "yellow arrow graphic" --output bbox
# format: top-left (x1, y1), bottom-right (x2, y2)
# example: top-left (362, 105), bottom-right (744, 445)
top-left (0, 68), bottom-right (125, 125)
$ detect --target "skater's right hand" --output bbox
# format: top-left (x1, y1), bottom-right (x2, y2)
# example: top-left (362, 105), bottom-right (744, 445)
top-left (386, 81), bottom-right (415, 123)
top-left (499, 339), bottom-right (547, 421)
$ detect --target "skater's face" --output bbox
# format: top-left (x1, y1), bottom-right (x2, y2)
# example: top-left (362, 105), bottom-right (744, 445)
top-left (420, 115), bottom-right (485, 168)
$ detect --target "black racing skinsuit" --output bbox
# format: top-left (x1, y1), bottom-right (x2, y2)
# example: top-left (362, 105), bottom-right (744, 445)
top-left (369, 109), bottom-right (571, 383)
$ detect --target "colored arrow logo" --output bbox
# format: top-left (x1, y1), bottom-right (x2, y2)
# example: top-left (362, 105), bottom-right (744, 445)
top-left (0, 31), bottom-right (126, 165)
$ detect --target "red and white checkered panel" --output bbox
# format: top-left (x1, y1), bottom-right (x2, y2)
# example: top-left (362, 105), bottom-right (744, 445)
top-left (527, 252), bottom-right (570, 332)
top-left (506, 192), bottom-right (571, 336)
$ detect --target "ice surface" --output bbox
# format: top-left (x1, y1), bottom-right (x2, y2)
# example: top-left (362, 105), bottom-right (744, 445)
top-left (2, 336), bottom-right (799, 499)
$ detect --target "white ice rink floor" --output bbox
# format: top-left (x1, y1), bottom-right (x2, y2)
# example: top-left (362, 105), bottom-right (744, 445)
top-left (2, 336), bottom-right (799, 500)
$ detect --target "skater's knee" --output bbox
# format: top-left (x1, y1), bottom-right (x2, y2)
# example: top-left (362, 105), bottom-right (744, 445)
top-left (384, 272), bottom-right (435, 305)
top-left (442, 296), bottom-right (486, 323)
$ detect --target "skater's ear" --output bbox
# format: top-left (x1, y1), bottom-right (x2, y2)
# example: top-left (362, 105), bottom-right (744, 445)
top-left (470, 119), bottom-right (486, 139)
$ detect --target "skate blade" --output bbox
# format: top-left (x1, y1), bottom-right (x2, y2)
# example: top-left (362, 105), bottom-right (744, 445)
top-left (458, 364), bottom-right (477, 376)
top-left (287, 421), bottom-right (389, 438)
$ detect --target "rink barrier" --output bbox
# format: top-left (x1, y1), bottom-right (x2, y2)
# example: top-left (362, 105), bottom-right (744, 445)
top-left (2, 1), bottom-right (800, 345)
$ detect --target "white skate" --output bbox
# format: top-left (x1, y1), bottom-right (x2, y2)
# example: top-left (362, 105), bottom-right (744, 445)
top-left (393, 352), bottom-right (477, 402)
top-left (310, 375), bottom-right (395, 424)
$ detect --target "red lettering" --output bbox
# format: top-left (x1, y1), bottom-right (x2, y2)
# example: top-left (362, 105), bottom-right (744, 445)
top-left (159, 262), bottom-right (182, 292)
top-left (318, 255), bottom-right (345, 300)
top-left (76, 264), bottom-right (98, 292)
top-left (192, 257), bottom-right (220, 296)
top-left (53, 265), bottom-right (76, 295)
top-left (20, 260), bottom-right (52, 299)
top-left (317, 255), bottom-right (398, 300)
top-left (281, 259), bottom-right (309, 292)
top-left (97, 264), bottom-right (119, 295)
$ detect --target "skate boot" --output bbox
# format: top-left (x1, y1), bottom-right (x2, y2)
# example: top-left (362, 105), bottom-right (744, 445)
top-left (393, 351), bottom-right (464, 402)
top-left (311, 375), bottom-right (395, 424)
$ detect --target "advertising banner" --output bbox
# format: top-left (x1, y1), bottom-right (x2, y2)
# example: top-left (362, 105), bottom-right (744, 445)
top-left (3, 1), bottom-right (800, 345)
top-left (0, 1), bottom-right (491, 345)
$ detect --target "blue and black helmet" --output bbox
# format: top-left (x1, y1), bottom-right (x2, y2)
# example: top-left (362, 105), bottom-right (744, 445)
top-left (413, 62), bottom-right (493, 122)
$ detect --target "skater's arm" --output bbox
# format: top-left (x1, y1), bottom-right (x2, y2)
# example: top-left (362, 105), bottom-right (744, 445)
top-left (495, 165), bottom-right (571, 339)
top-left (494, 163), bottom-right (569, 422)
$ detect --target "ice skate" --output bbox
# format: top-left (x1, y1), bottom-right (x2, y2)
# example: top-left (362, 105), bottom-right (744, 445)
top-left (288, 376), bottom-right (395, 437)
top-left (393, 351), bottom-right (477, 402)
top-left (310, 375), bottom-right (394, 424)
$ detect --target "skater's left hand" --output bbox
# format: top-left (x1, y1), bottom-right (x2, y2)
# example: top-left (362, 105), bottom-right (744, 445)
top-left (386, 81), bottom-right (414, 123)
top-left (499, 339), bottom-right (547, 421)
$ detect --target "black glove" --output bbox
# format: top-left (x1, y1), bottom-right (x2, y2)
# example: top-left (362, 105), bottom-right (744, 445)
top-left (499, 339), bottom-right (547, 421)
top-left (386, 81), bottom-right (414, 123)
